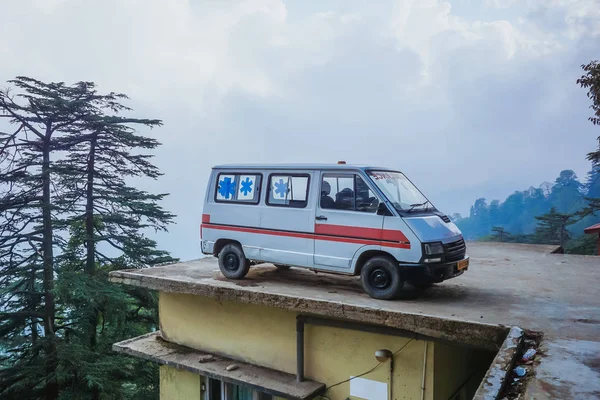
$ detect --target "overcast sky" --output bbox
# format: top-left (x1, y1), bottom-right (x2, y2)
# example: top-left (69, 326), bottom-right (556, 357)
top-left (1, 0), bottom-right (599, 260)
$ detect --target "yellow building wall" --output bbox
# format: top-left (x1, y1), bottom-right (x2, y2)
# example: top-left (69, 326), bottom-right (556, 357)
top-left (160, 293), bottom-right (437, 400)
top-left (160, 365), bottom-right (202, 399)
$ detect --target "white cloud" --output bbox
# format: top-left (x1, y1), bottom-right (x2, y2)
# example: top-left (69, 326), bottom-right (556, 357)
top-left (0, 0), bottom-right (291, 104)
top-left (485, 0), bottom-right (519, 8)
top-left (486, 0), bottom-right (600, 39)
top-left (1, 0), bottom-right (599, 259)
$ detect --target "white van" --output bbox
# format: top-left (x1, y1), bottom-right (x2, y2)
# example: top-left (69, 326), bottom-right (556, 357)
top-left (201, 163), bottom-right (468, 300)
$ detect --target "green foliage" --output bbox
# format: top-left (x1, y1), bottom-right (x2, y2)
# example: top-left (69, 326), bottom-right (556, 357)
top-left (586, 166), bottom-right (600, 198)
top-left (577, 60), bottom-right (600, 165)
top-left (0, 77), bottom-right (174, 399)
top-left (54, 267), bottom-right (159, 400)
top-left (456, 169), bottom-right (600, 254)
top-left (565, 233), bottom-right (598, 255)
top-left (533, 207), bottom-right (577, 247)
top-left (549, 170), bottom-right (584, 213)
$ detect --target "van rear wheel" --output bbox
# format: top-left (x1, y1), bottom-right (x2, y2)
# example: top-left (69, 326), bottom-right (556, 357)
top-left (360, 256), bottom-right (404, 300)
top-left (218, 243), bottom-right (250, 279)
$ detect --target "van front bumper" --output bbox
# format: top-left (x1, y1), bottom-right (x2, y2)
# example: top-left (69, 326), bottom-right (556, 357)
top-left (400, 256), bottom-right (469, 284)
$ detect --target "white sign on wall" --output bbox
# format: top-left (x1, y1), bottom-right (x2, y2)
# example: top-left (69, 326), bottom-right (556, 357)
top-left (349, 377), bottom-right (388, 400)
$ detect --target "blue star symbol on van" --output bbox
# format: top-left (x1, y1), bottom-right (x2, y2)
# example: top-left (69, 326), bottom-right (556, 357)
top-left (218, 177), bottom-right (236, 199)
top-left (240, 177), bottom-right (253, 196)
top-left (274, 179), bottom-right (289, 198)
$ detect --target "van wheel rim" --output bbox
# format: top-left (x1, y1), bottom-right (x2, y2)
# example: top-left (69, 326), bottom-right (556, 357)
top-left (370, 268), bottom-right (391, 289)
top-left (224, 253), bottom-right (239, 271)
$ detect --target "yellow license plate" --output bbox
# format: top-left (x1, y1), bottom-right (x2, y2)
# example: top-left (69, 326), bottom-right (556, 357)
top-left (457, 259), bottom-right (469, 271)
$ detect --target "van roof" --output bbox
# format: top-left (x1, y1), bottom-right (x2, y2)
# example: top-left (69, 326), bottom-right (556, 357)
top-left (212, 163), bottom-right (398, 171)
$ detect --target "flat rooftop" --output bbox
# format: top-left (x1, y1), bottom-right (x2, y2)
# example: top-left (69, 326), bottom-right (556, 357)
top-left (109, 242), bottom-right (600, 399)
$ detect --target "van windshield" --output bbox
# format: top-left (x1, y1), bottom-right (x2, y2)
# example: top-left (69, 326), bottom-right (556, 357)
top-left (367, 171), bottom-right (431, 212)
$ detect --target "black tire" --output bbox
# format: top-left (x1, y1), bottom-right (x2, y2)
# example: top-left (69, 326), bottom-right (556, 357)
top-left (218, 243), bottom-right (250, 279)
top-left (274, 264), bottom-right (290, 270)
top-left (360, 256), bottom-right (404, 300)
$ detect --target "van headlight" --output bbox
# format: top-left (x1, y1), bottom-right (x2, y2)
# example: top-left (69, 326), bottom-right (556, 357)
top-left (424, 242), bottom-right (444, 255)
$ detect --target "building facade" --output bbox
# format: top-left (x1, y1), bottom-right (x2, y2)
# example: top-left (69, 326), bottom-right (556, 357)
top-left (111, 261), bottom-right (497, 400)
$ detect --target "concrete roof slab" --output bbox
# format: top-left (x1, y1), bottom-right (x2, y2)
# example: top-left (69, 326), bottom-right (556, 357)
top-left (109, 242), bottom-right (600, 399)
top-left (109, 258), bottom-right (508, 350)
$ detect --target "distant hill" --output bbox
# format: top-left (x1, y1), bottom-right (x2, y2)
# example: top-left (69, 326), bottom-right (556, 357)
top-left (453, 168), bottom-right (600, 254)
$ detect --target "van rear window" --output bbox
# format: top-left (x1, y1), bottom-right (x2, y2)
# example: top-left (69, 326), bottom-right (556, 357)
top-left (215, 173), bottom-right (261, 204)
top-left (267, 174), bottom-right (309, 208)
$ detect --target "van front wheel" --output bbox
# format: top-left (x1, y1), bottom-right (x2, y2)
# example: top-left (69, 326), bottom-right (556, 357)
top-left (218, 243), bottom-right (250, 279)
top-left (360, 256), bottom-right (404, 300)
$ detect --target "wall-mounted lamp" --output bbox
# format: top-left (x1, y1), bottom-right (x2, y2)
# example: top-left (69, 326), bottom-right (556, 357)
top-left (374, 349), bottom-right (393, 363)
top-left (375, 349), bottom-right (395, 400)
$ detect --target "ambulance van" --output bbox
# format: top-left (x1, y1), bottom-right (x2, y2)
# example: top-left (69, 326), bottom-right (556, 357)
top-left (201, 163), bottom-right (468, 300)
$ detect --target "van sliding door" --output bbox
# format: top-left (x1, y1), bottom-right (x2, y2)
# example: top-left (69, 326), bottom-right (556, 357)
top-left (259, 171), bottom-right (315, 267)
top-left (314, 172), bottom-right (384, 270)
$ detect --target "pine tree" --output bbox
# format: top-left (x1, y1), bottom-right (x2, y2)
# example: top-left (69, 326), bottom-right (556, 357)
top-left (469, 198), bottom-right (490, 237)
top-left (55, 221), bottom-right (163, 400)
top-left (54, 83), bottom-right (175, 399)
top-left (549, 170), bottom-right (584, 213)
top-left (522, 187), bottom-right (550, 233)
top-left (488, 200), bottom-right (501, 228)
top-left (0, 77), bottom-right (175, 399)
top-left (534, 207), bottom-right (578, 248)
top-left (572, 166), bottom-right (600, 232)
top-left (0, 77), bottom-right (100, 399)
top-left (585, 166), bottom-right (600, 199)
top-left (490, 226), bottom-right (510, 242)
top-left (577, 61), bottom-right (600, 220)
top-left (500, 191), bottom-right (526, 233)
top-left (577, 60), bottom-right (600, 165)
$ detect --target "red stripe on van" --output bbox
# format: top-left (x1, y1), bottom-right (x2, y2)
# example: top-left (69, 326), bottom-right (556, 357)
top-left (201, 223), bottom-right (410, 249)
top-left (203, 224), bottom-right (314, 240)
top-left (314, 224), bottom-right (410, 244)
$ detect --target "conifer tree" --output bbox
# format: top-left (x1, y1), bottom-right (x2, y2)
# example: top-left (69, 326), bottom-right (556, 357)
top-left (534, 207), bottom-right (577, 248)
top-left (1, 77), bottom-right (174, 399)
top-left (0, 77), bottom-right (100, 399)
top-left (577, 61), bottom-right (600, 218)
top-left (490, 226), bottom-right (510, 242)
top-left (577, 60), bottom-right (600, 165)
top-left (55, 83), bottom-right (175, 399)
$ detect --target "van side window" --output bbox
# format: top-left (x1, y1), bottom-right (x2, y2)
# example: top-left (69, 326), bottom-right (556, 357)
top-left (321, 174), bottom-right (379, 213)
top-left (215, 173), bottom-right (261, 204)
top-left (267, 175), bottom-right (309, 208)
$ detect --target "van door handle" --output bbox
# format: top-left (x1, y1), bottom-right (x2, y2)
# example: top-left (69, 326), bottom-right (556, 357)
top-left (315, 215), bottom-right (327, 221)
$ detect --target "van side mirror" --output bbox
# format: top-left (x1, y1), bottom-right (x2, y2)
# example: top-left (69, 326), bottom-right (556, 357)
top-left (377, 202), bottom-right (392, 216)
